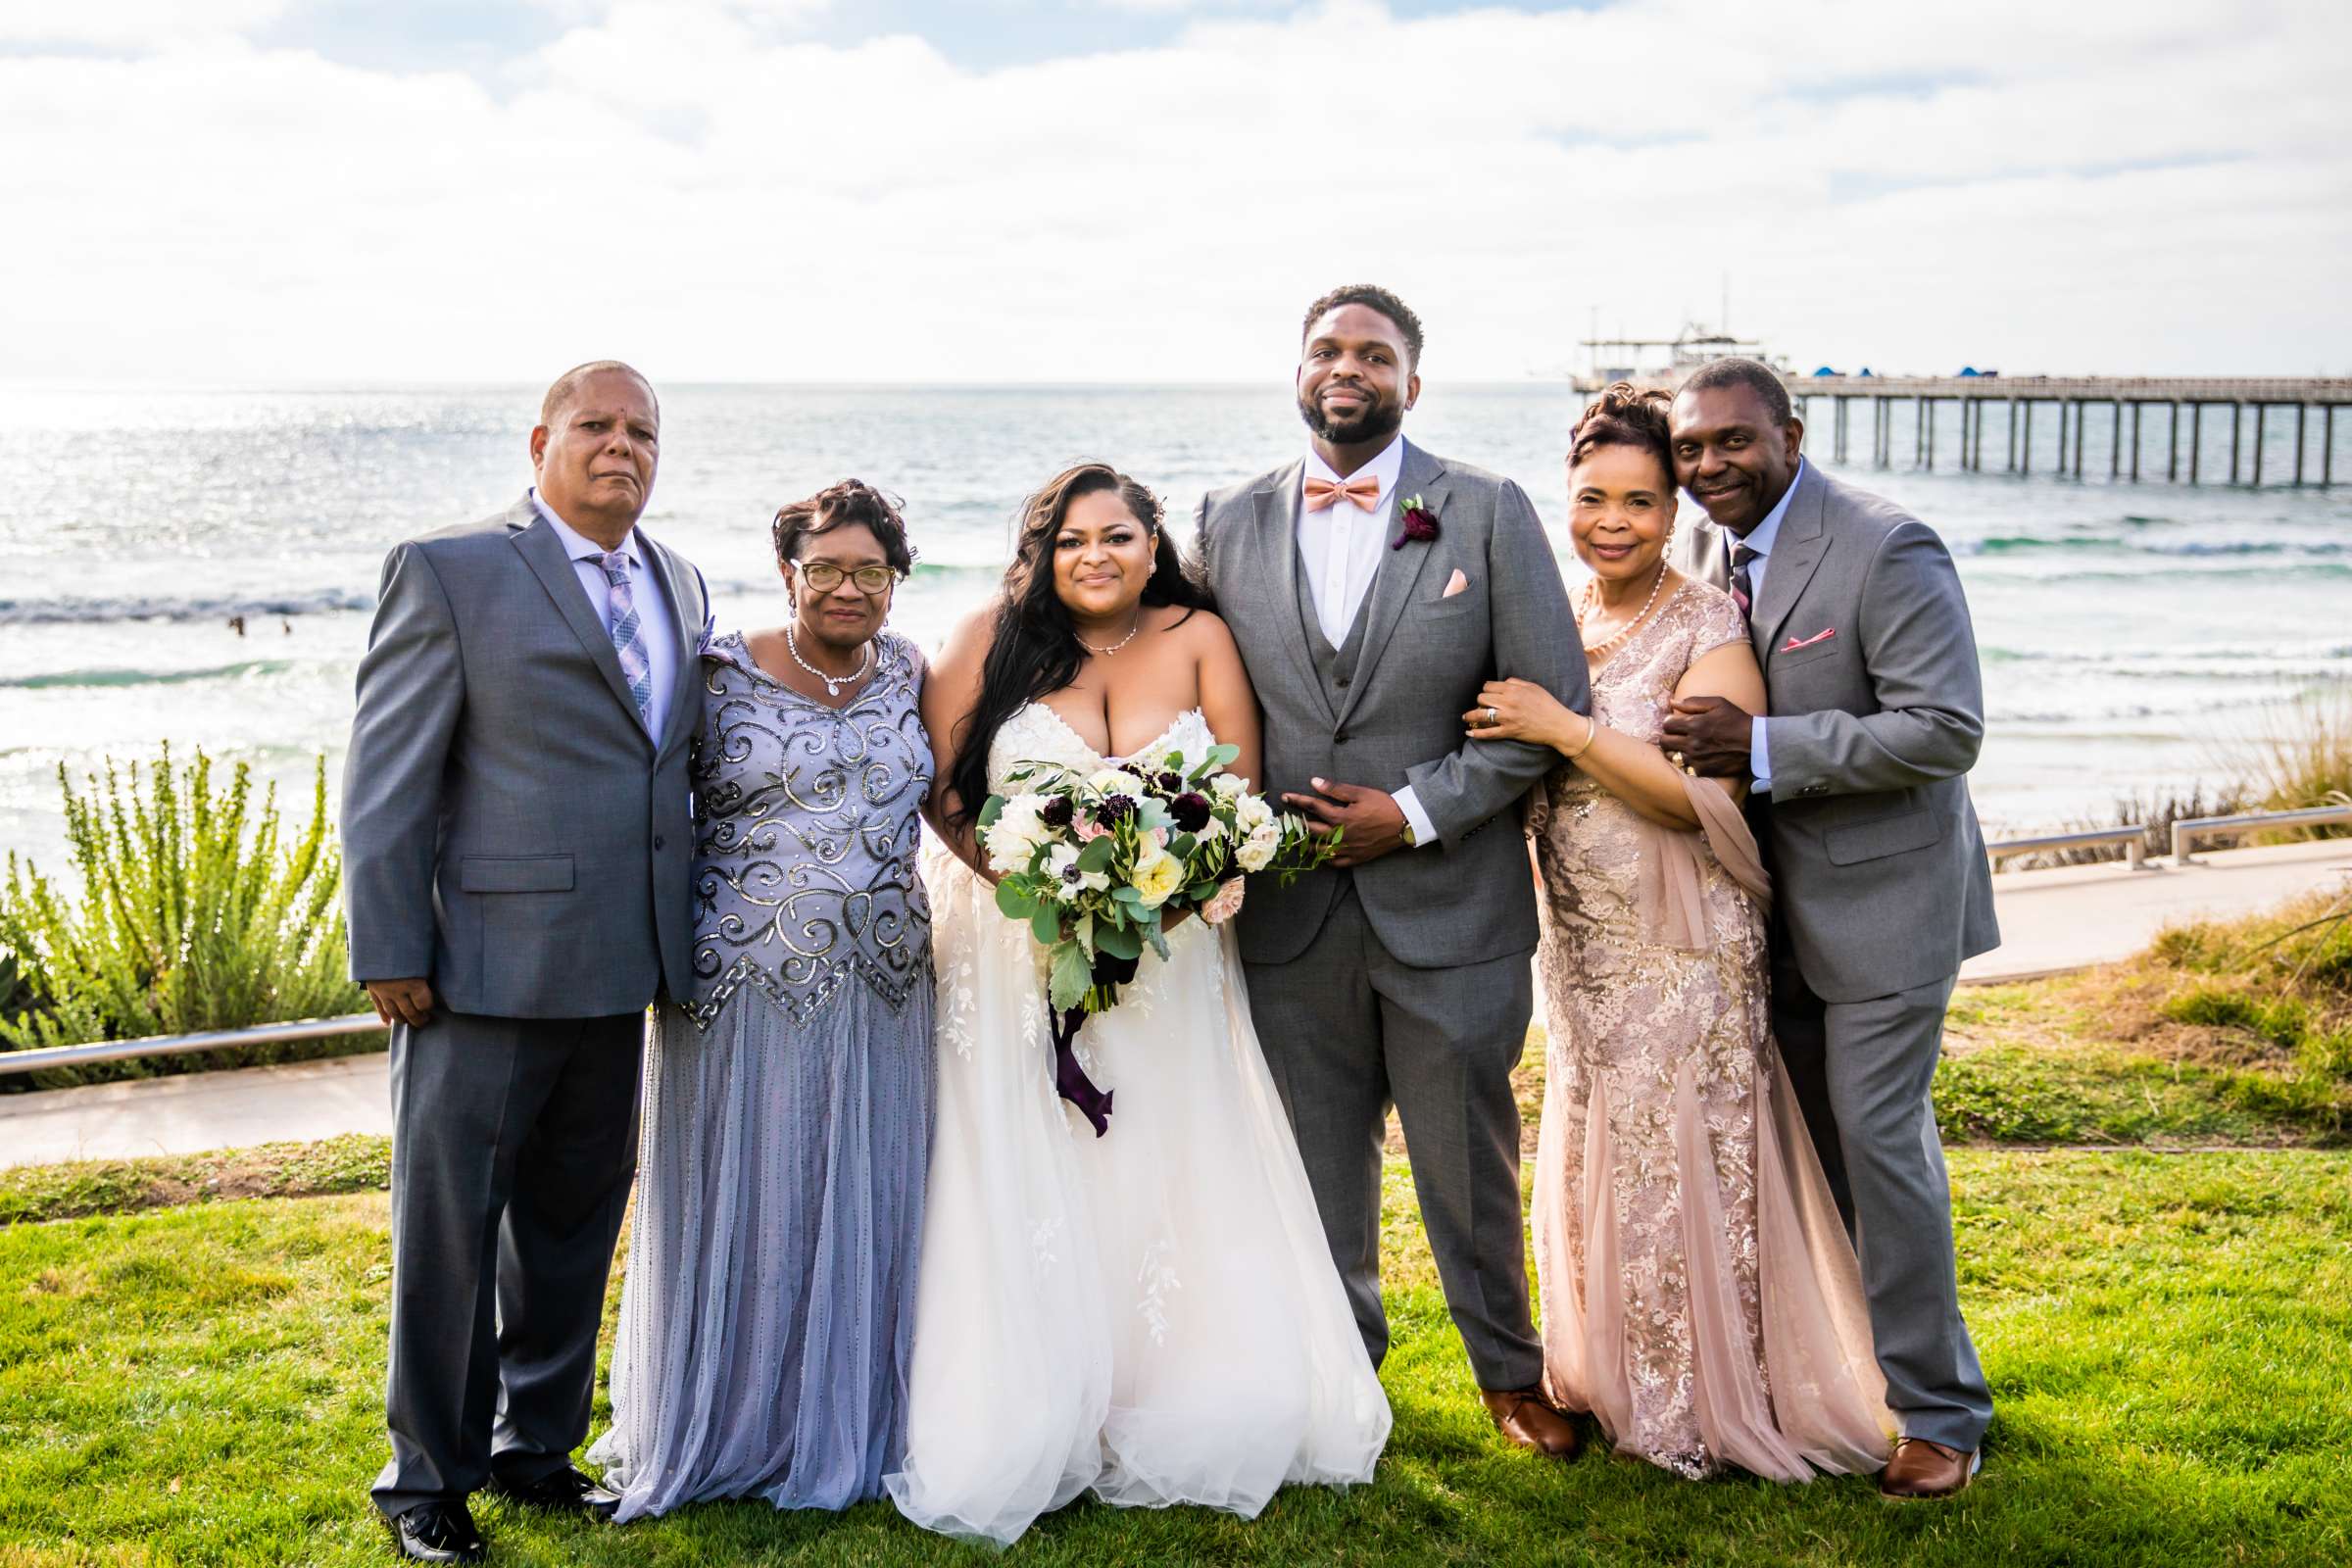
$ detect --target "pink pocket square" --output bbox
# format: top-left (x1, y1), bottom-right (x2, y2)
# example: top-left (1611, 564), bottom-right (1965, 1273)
top-left (1442, 568), bottom-right (1470, 599)
top-left (1782, 627), bottom-right (1836, 652)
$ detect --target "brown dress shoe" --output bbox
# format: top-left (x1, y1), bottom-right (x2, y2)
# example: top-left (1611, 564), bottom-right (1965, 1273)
top-left (1479, 1389), bottom-right (1582, 1458)
top-left (1879, 1438), bottom-right (1981, 1498)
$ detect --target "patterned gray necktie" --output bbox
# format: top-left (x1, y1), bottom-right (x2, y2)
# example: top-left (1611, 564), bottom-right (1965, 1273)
top-left (1729, 541), bottom-right (1760, 622)
top-left (594, 551), bottom-right (655, 731)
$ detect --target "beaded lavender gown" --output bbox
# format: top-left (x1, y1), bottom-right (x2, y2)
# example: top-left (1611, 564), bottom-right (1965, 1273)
top-left (1528, 580), bottom-right (1893, 1482)
top-left (589, 630), bottom-right (934, 1519)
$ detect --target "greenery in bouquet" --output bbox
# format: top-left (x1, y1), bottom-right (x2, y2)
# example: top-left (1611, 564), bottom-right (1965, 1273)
top-left (977, 739), bottom-right (1333, 1134)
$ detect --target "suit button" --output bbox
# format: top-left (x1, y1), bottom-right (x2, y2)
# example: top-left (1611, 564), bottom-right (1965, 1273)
top-left (1335, 673), bottom-right (1350, 688)
top-left (1335, 730), bottom-right (1349, 744)
top-left (654, 834), bottom-right (667, 851)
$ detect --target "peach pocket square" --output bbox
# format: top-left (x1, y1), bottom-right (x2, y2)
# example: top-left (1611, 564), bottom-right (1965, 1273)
top-left (1782, 627), bottom-right (1837, 652)
top-left (1441, 568), bottom-right (1470, 599)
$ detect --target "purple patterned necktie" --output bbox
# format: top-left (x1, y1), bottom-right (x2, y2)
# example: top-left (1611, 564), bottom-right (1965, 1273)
top-left (1729, 540), bottom-right (1759, 622)
top-left (594, 551), bottom-right (655, 731)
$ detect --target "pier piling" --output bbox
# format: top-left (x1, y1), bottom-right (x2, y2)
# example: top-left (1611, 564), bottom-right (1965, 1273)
top-left (2254, 405), bottom-right (2267, 487)
top-left (2131, 402), bottom-right (2142, 481)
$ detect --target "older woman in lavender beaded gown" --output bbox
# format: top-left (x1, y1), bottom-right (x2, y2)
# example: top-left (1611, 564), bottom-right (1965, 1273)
top-left (1468, 386), bottom-right (1893, 1482)
top-left (588, 481), bottom-right (933, 1520)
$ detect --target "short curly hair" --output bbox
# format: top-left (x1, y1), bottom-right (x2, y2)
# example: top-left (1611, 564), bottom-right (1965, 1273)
top-left (1676, 356), bottom-right (1793, 428)
top-left (1569, 382), bottom-right (1674, 477)
top-left (770, 478), bottom-right (917, 576)
top-left (1300, 283), bottom-right (1424, 368)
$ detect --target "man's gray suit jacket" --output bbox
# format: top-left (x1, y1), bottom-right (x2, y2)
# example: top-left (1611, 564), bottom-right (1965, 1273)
top-left (343, 497), bottom-right (710, 1018)
top-left (1193, 442), bottom-right (1587, 968)
top-left (1671, 466), bottom-right (1999, 1002)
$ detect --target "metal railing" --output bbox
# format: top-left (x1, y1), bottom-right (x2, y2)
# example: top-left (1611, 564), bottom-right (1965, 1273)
top-left (2172, 805), bottom-right (2352, 865)
top-left (0, 1012), bottom-right (383, 1078)
top-left (1986, 824), bottom-right (2149, 870)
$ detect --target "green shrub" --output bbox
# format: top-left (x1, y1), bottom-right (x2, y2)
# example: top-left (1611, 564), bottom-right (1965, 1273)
top-left (0, 747), bottom-right (371, 1089)
top-left (2150, 890), bottom-right (2352, 1137)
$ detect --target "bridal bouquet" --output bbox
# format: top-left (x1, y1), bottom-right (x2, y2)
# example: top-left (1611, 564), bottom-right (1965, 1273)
top-left (979, 740), bottom-right (1333, 1135)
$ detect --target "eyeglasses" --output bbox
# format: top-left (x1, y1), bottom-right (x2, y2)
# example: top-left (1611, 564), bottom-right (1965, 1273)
top-left (798, 563), bottom-right (899, 596)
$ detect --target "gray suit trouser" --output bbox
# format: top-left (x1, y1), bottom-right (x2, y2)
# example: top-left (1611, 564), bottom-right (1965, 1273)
top-left (1244, 882), bottom-right (1544, 1394)
top-left (1770, 943), bottom-right (1994, 1451)
top-left (371, 1009), bottom-right (643, 1518)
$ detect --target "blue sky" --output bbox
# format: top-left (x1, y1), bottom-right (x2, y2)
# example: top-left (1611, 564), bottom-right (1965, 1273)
top-left (2, 1), bottom-right (2346, 382)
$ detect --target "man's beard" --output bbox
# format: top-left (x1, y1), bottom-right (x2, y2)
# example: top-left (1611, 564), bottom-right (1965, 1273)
top-left (1298, 387), bottom-right (1403, 448)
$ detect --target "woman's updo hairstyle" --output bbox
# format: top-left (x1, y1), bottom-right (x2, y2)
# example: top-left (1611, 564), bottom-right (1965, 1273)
top-left (1569, 381), bottom-right (1675, 479)
top-left (771, 478), bottom-right (918, 576)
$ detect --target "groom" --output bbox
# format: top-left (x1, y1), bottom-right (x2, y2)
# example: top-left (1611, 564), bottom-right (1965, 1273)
top-left (1663, 358), bottom-right (1999, 1498)
top-left (344, 362), bottom-right (709, 1562)
top-left (1192, 286), bottom-right (1588, 1455)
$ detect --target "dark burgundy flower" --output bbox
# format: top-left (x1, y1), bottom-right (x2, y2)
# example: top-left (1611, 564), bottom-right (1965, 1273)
top-left (1094, 795), bottom-right (1136, 827)
top-left (1169, 792), bottom-right (1212, 833)
top-left (1156, 770), bottom-right (1185, 794)
top-left (1390, 493), bottom-right (1441, 551)
top-left (1040, 795), bottom-right (1075, 829)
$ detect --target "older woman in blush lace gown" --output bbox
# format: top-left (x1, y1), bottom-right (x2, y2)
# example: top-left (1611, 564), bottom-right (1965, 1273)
top-left (1467, 386), bottom-right (1893, 1482)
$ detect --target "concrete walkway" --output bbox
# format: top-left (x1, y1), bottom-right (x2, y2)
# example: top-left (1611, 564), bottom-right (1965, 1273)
top-left (6, 839), bottom-right (2348, 1172)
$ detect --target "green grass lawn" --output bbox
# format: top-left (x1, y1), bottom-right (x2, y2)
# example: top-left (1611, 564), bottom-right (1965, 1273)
top-left (4, 895), bottom-right (2347, 1565)
top-left (1, 1145), bottom-right (2345, 1567)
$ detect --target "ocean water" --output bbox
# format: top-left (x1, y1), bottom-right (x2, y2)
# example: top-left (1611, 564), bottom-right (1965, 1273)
top-left (2, 382), bottom-right (2346, 872)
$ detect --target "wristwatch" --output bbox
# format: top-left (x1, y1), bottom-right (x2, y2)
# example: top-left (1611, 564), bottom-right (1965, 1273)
top-left (1399, 819), bottom-right (1418, 848)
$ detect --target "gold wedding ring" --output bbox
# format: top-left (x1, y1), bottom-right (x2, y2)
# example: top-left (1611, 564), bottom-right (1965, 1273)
top-left (1670, 750), bottom-right (1686, 766)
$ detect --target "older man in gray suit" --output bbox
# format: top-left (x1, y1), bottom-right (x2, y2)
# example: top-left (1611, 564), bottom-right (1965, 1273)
top-left (1661, 359), bottom-right (1998, 1499)
top-left (1193, 286), bottom-right (1589, 1456)
top-left (344, 362), bottom-right (709, 1563)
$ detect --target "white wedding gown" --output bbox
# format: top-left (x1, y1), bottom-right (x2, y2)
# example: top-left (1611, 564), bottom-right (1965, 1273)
top-left (885, 706), bottom-right (1392, 1545)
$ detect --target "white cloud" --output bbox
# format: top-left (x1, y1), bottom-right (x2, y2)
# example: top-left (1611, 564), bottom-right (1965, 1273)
top-left (1, 0), bottom-right (2347, 382)
top-left (0, 0), bottom-right (291, 49)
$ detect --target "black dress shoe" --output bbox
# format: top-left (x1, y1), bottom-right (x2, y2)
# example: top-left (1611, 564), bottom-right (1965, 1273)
top-left (488, 1464), bottom-right (620, 1520)
top-left (387, 1500), bottom-right (486, 1564)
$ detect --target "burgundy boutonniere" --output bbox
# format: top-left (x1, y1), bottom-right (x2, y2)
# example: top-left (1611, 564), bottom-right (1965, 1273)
top-left (1391, 494), bottom-right (1440, 551)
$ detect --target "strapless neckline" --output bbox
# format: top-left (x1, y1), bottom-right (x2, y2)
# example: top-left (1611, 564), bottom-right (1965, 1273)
top-left (1026, 704), bottom-right (1205, 770)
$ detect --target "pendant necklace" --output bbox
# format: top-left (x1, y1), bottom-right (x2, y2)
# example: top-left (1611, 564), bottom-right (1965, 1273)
top-left (786, 618), bottom-right (872, 698)
top-left (1077, 611), bottom-right (1145, 659)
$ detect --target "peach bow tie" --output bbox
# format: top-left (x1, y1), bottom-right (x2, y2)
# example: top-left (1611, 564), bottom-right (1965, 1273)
top-left (1303, 474), bottom-right (1382, 513)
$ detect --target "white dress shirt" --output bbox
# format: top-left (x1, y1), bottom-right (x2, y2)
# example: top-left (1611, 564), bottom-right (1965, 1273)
top-left (530, 488), bottom-right (677, 742)
top-left (1297, 436), bottom-right (1439, 849)
top-left (1731, 458), bottom-right (1804, 793)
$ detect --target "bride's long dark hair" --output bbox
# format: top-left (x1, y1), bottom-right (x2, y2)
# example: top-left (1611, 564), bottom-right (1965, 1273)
top-left (944, 462), bottom-right (1206, 828)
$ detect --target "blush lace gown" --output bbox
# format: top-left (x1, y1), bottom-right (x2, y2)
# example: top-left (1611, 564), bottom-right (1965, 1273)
top-left (884, 705), bottom-right (1391, 1546)
top-left (1529, 579), bottom-right (1894, 1482)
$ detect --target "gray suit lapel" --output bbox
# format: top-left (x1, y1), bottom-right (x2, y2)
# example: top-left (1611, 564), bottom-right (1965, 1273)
top-left (1751, 466), bottom-right (1831, 660)
top-left (1335, 441), bottom-right (1446, 726)
top-left (1252, 462), bottom-right (1335, 723)
top-left (640, 530), bottom-right (702, 760)
top-left (510, 508), bottom-right (652, 740)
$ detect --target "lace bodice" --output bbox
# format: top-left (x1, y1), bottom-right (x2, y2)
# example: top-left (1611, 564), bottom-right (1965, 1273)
top-left (986, 704), bottom-right (1216, 796)
top-left (684, 630), bottom-right (933, 1029)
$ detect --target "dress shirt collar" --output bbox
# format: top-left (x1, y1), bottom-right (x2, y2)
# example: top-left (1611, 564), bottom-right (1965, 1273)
top-left (1301, 432), bottom-right (1408, 503)
top-left (1738, 457), bottom-right (1806, 561)
top-left (529, 487), bottom-right (643, 568)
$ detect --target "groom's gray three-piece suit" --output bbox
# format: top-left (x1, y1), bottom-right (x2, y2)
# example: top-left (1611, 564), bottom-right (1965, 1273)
top-left (1194, 441), bottom-right (1588, 1394)
top-left (344, 495), bottom-right (709, 1515)
top-left (1674, 461), bottom-right (1999, 1451)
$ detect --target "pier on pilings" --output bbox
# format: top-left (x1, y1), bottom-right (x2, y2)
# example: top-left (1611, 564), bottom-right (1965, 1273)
top-left (1776, 375), bottom-right (2352, 486)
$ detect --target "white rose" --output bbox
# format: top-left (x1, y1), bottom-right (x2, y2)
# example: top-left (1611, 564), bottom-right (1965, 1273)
top-left (1210, 772), bottom-right (1247, 801)
top-left (1237, 818), bottom-right (1282, 873)
top-left (984, 794), bottom-right (1051, 875)
top-left (1234, 793), bottom-right (1274, 835)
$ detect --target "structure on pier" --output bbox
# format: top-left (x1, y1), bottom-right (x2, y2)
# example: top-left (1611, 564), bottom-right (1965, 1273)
top-left (1786, 375), bottom-right (2350, 487)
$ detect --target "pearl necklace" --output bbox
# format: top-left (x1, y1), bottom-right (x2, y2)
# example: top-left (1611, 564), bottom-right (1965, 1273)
top-left (1076, 612), bottom-right (1145, 659)
top-left (1580, 559), bottom-right (1668, 661)
top-left (785, 618), bottom-right (872, 698)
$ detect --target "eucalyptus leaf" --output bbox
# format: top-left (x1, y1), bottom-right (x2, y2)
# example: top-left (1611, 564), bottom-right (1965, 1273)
top-left (995, 880), bottom-right (1036, 920)
top-left (1032, 906), bottom-right (1061, 946)
top-left (1049, 942), bottom-right (1092, 1011)
top-left (1076, 836), bottom-right (1117, 874)
top-left (1095, 922), bottom-right (1142, 960)
top-left (979, 795), bottom-right (1005, 828)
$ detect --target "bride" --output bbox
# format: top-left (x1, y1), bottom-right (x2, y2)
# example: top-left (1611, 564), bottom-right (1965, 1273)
top-left (889, 462), bottom-right (1392, 1545)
